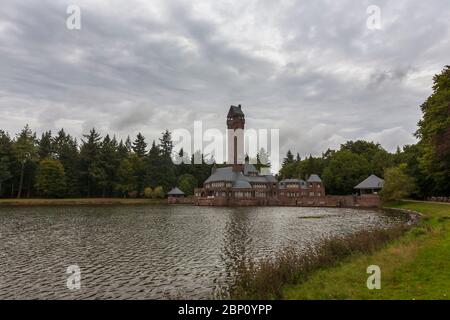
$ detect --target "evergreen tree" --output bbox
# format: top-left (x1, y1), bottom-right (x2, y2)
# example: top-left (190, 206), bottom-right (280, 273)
top-left (157, 131), bottom-right (176, 191)
top-left (38, 131), bottom-right (54, 159)
top-left (79, 128), bottom-right (104, 197)
top-left (125, 136), bottom-right (132, 153)
top-left (159, 130), bottom-right (173, 158)
top-left (0, 156), bottom-right (12, 197)
top-left (132, 133), bottom-right (147, 158)
top-left (53, 129), bottom-right (79, 197)
top-left (99, 135), bottom-right (120, 197)
top-left (13, 125), bottom-right (38, 198)
top-left (282, 150), bottom-right (294, 166)
top-left (0, 131), bottom-right (15, 197)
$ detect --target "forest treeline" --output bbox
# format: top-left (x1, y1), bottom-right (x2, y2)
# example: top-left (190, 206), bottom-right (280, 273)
top-left (279, 66), bottom-right (450, 198)
top-left (0, 128), bottom-right (214, 198)
top-left (0, 66), bottom-right (449, 199)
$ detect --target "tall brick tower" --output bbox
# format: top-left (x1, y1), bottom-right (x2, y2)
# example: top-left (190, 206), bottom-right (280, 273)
top-left (227, 105), bottom-right (245, 172)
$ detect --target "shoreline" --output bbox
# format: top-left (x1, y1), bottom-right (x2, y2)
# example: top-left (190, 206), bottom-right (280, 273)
top-left (281, 200), bottom-right (450, 300)
top-left (0, 198), bottom-right (167, 207)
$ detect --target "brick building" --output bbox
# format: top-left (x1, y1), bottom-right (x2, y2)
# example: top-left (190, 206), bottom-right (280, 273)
top-left (193, 105), bottom-right (327, 206)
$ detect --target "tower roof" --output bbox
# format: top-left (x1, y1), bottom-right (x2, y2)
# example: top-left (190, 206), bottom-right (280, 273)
top-left (228, 105), bottom-right (244, 117)
top-left (307, 174), bottom-right (322, 182)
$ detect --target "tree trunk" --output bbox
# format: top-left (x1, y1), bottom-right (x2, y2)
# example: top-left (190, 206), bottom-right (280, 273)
top-left (27, 179), bottom-right (31, 198)
top-left (17, 161), bottom-right (25, 199)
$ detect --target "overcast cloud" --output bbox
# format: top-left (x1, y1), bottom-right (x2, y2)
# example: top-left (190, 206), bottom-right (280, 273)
top-left (1, 0), bottom-right (449, 165)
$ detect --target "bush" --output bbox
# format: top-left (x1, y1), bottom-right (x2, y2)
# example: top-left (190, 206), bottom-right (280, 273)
top-left (144, 187), bottom-right (153, 198)
top-left (178, 174), bottom-right (197, 195)
top-left (225, 225), bottom-right (408, 299)
top-left (380, 164), bottom-right (416, 202)
top-left (152, 186), bottom-right (165, 199)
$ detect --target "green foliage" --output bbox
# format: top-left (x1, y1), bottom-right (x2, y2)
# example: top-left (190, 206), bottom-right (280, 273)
top-left (35, 158), bottom-right (66, 197)
top-left (144, 187), bottom-right (153, 198)
top-left (279, 140), bottom-right (395, 195)
top-left (132, 133), bottom-right (147, 158)
top-left (0, 156), bottom-right (12, 196)
top-left (415, 65), bottom-right (450, 196)
top-left (152, 186), bottom-right (165, 199)
top-left (322, 150), bottom-right (371, 195)
top-left (114, 156), bottom-right (137, 197)
top-left (380, 164), bottom-right (417, 202)
top-left (282, 150), bottom-right (294, 166)
top-left (79, 128), bottom-right (104, 196)
top-left (178, 174), bottom-right (197, 195)
top-left (13, 125), bottom-right (38, 198)
top-left (0, 126), bottom-right (215, 198)
top-left (53, 129), bottom-right (79, 196)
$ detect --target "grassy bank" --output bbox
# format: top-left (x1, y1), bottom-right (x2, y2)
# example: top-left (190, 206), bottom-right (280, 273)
top-left (282, 201), bottom-right (450, 299)
top-left (0, 198), bottom-right (167, 206)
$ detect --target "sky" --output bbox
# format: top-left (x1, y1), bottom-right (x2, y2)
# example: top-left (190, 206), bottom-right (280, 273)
top-left (1, 0), bottom-right (449, 166)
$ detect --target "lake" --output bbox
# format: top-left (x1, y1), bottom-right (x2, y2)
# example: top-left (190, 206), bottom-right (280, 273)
top-left (0, 205), bottom-right (407, 299)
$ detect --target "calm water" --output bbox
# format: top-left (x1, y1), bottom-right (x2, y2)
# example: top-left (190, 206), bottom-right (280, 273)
top-left (0, 205), bottom-right (407, 299)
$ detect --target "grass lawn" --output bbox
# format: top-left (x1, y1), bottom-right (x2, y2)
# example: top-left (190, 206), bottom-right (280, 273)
top-left (0, 198), bottom-right (167, 206)
top-left (283, 201), bottom-right (450, 300)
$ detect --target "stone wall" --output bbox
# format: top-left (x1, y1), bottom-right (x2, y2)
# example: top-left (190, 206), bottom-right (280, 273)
top-left (168, 196), bottom-right (194, 204)
top-left (191, 194), bottom-right (381, 208)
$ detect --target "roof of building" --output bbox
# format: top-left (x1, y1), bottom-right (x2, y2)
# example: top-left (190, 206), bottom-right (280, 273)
top-left (354, 174), bottom-right (385, 189)
top-left (244, 163), bottom-right (258, 175)
top-left (233, 180), bottom-right (252, 189)
top-left (204, 166), bottom-right (236, 183)
top-left (204, 165), bottom-right (276, 185)
top-left (280, 178), bottom-right (303, 183)
top-left (279, 178), bottom-right (307, 189)
top-left (167, 187), bottom-right (185, 195)
top-left (307, 174), bottom-right (322, 183)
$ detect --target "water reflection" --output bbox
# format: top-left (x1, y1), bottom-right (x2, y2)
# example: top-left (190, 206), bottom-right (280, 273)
top-left (0, 205), bottom-right (407, 299)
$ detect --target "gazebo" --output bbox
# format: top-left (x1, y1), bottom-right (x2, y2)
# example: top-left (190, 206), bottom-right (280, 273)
top-left (354, 174), bottom-right (385, 195)
top-left (167, 187), bottom-right (185, 198)
top-left (167, 187), bottom-right (185, 203)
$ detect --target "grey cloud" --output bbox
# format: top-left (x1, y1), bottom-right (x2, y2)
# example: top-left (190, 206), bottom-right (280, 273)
top-left (0, 0), bottom-right (448, 164)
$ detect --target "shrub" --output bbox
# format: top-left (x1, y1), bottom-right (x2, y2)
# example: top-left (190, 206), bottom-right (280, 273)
top-left (380, 164), bottom-right (417, 202)
top-left (152, 186), bottom-right (165, 199)
top-left (144, 187), bottom-right (153, 198)
top-left (225, 225), bottom-right (408, 300)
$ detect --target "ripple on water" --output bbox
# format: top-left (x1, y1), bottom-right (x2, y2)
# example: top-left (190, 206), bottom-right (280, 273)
top-left (0, 205), bottom-right (407, 299)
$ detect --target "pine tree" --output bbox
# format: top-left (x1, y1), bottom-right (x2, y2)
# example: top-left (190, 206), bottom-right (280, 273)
top-left (13, 125), bottom-right (38, 198)
top-left (132, 133), bottom-right (147, 158)
top-left (282, 150), bottom-right (294, 166)
top-left (0, 131), bottom-right (15, 197)
top-left (99, 135), bottom-right (120, 197)
top-left (38, 131), bottom-right (54, 159)
top-left (53, 129), bottom-right (79, 196)
top-left (79, 128), bottom-right (104, 197)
